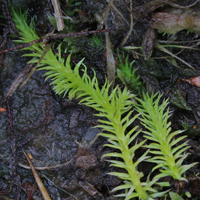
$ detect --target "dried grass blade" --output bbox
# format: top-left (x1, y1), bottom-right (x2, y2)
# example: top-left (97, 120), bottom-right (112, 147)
top-left (105, 0), bottom-right (115, 86)
top-left (22, 150), bottom-right (52, 200)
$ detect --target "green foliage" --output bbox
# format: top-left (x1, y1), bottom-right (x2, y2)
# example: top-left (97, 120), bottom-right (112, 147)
top-left (136, 93), bottom-right (197, 181)
top-left (37, 53), bottom-right (171, 199)
top-left (45, 55), bottom-right (153, 199)
top-left (88, 35), bottom-right (103, 48)
top-left (48, 0), bottom-right (82, 53)
top-left (117, 54), bottom-right (142, 94)
top-left (182, 122), bottom-right (200, 139)
top-left (169, 192), bottom-right (184, 200)
top-left (12, 9), bottom-right (44, 56)
top-left (62, 0), bottom-right (81, 32)
top-left (170, 89), bottom-right (192, 111)
top-left (12, 9), bottom-right (197, 200)
top-left (157, 29), bottom-right (168, 36)
top-left (64, 0), bottom-right (81, 17)
top-left (11, 10), bottom-right (154, 199)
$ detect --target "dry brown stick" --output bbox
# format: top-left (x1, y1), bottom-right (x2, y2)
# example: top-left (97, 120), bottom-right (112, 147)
top-left (155, 42), bottom-right (196, 71)
top-left (105, 0), bottom-right (115, 86)
top-left (134, 0), bottom-right (179, 18)
top-left (0, 195), bottom-right (14, 200)
top-left (18, 157), bottom-right (75, 170)
top-left (20, 42), bottom-right (53, 88)
top-left (6, 64), bottom-right (33, 97)
top-left (106, 0), bottom-right (130, 26)
top-left (42, 175), bottom-right (79, 199)
top-left (0, 29), bottom-right (117, 54)
top-left (51, 0), bottom-right (64, 31)
top-left (169, 0), bottom-right (200, 8)
top-left (120, 0), bottom-right (134, 47)
top-left (120, 0), bottom-right (137, 20)
top-left (23, 150), bottom-right (52, 200)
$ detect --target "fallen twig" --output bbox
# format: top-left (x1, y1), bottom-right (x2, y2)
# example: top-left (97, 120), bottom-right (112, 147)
top-left (105, 0), bottom-right (116, 86)
top-left (42, 174), bottom-right (79, 199)
top-left (20, 43), bottom-right (53, 88)
top-left (22, 150), bottom-right (52, 200)
top-left (51, 0), bottom-right (64, 31)
top-left (120, 0), bottom-right (134, 47)
top-left (0, 29), bottom-right (118, 54)
top-left (6, 64), bottom-right (33, 97)
top-left (155, 42), bottom-right (196, 71)
top-left (18, 157), bottom-right (74, 170)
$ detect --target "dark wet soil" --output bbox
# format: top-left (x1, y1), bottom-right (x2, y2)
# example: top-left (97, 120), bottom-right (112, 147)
top-left (1, 0), bottom-right (200, 199)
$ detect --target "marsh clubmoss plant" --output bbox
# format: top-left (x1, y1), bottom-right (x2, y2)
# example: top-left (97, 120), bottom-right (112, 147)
top-left (117, 54), bottom-right (142, 94)
top-left (12, 10), bottom-right (197, 199)
top-left (136, 94), bottom-right (197, 181)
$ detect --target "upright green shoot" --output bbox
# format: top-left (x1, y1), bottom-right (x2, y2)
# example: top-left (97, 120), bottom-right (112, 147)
top-left (136, 93), bottom-right (197, 181)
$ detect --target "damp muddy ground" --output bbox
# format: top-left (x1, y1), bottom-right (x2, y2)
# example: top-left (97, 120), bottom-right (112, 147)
top-left (1, 0), bottom-right (200, 199)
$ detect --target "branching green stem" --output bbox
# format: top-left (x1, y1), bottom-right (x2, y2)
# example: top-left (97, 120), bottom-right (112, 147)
top-left (136, 93), bottom-right (197, 181)
top-left (11, 9), bottom-right (197, 200)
